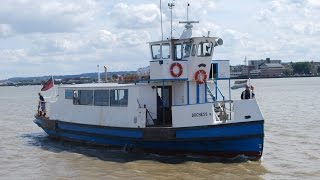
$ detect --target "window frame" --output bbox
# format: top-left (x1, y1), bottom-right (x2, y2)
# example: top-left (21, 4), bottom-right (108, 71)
top-left (65, 89), bottom-right (74, 100)
top-left (94, 90), bottom-right (110, 106)
top-left (161, 43), bottom-right (170, 59)
top-left (182, 42), bottom-right (192, 58)
top-left (197, 42), bottom-right (214, 57)
top-left (110, 89), bottom-right (128, 107)
top-left (151, 44), bottom-right (161, 59)
top-left (174, 43), bottom-right (182, 60)
top-left (77, 90), bottom-right (94, 105)
top-left (191, 44), bottom-right (197, 56)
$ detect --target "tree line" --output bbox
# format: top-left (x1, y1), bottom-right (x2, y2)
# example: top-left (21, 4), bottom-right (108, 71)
top-left (284, 62), bottom-right (319, 76)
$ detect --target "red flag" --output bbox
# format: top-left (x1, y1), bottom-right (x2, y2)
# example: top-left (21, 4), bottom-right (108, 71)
top-left (41, 77), bottom-right (54, 91)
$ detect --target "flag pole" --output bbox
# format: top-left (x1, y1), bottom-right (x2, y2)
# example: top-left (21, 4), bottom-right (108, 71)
top-left (52, 75), bottom-right (57, 97)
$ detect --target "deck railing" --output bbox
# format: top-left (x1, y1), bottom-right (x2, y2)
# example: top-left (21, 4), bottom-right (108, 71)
top-left (206, 83), bottom-right (230, 121)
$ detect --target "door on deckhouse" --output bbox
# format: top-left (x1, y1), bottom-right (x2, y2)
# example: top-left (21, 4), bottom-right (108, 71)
top-left (156, 86), bottom-right (172, 126)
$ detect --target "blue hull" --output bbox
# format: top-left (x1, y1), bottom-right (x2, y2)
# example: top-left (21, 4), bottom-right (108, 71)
top-left (34, 117), bottom-right (264, 160)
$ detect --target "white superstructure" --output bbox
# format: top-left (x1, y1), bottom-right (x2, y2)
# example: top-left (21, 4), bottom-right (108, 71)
top-left (47, 20), bottom-right (263, 129)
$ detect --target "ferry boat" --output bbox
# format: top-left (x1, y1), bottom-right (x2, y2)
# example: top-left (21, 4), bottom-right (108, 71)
top-left (34, 17), bottom-right (264, 160)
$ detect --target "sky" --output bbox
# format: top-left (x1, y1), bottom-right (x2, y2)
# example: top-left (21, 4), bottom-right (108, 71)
top-left (0, 0), bottom-right (319, 80)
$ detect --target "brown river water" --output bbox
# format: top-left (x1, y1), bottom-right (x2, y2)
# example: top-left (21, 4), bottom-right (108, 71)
top-left (0, 77), bottom-right (319, 179)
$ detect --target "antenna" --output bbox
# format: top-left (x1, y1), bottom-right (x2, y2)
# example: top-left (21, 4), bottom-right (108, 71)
top-left (97, 64), bottom-right (100, 83)
top-left (160, 0), bottom-right (163, 40)
top-left (168, 1), bottom-right (175, 39)
top-left (179, 3), bottom-right (199, 39)
top-left (187, 2), bottom-right (190, 21)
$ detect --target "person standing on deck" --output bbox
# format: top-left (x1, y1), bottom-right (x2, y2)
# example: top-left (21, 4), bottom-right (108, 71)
top-left (250, 85), bottom-right (255, 97)
top-left (241, 85), bottom-right (255, 99)
top-left (38, 93), bottom-right (46, 116)
top-left (73, 91), bottom-right (79, 105)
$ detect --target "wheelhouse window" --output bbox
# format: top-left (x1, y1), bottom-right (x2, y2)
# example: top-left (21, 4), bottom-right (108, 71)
top-left (191, 44), bottom-right (197, 56)
top-left (161, 43), bottom-right (170, 59)
top-left (183, 43), bottom-right (192, 58)
top-left (110, 89), bottom-right (128, 106)
top-left (77, 90), bottom-right (93, 105)
top-left (94, 90), bottom-right (109, 106)
top-left (197, 42), bottom-right (213, 57)
top-left (175, 43), bottom-right (182, 60)
top-left (151, 44), bottom-right (161, 59)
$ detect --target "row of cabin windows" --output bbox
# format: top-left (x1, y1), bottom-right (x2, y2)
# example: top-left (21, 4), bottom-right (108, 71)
top-left (151, 42), bottom-right (213, 60)
top-left (65, 89), bottom-right (128, 107)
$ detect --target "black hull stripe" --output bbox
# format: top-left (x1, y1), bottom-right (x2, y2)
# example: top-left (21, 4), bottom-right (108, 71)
top-left (52, 127), bottom-right (264, 142)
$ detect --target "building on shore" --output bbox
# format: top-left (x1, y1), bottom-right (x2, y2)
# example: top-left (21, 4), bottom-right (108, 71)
top-left (230, 58), bottom-right (284, 78)
top-left (249, 58), bottom-right (282, 70)
top-left (259, 63), bottom-right (284, 77)
top-left (249, 69), bottom-right (261, 77)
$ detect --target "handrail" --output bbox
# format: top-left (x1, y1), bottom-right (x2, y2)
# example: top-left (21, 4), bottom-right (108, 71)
top-left (213, 80), bottom-right (230, 121)
top-left (215, 81), bottom-right (225, 102)
top-left (137, 99), bottom-right (155, 124)
top-left (205, 83), bottom-right (216, 102)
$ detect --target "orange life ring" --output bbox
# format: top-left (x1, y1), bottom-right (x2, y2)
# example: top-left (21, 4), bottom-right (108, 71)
top-left (170, 63), bottom-right (183, 77)
top-left (194, 70), bottom-right (207, 84)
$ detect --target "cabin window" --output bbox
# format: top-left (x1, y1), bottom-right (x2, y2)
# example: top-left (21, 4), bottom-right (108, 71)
top-left (110, 89), bottom-right (128, 106)
top-left (94, 90), bottom-right (109, 106)
top-left (162, 43), bottom-right (170, 59)
top-left (175, 43), bottom-right (182, 60)
top-left (151, 44), bottom-right (161, 59)
top-left (78, 90), bottom-right (93, 105)
top-left (65, 90), bottom-right (73, 100)
top-left (191, 44), bottom-right (197, 56)
top-left (197, 42), bottom-right (213, 57)
top-left (182, 43), bottom-right (192, 58)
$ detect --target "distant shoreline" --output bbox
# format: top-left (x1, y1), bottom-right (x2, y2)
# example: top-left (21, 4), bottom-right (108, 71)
top-left (1, 75), bottom-right (319, 87)
top-left (231, 74), bottom-right (320, 80)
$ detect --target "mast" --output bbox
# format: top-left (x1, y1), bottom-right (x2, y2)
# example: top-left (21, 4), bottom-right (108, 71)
top-left (187, 2), bottom-right (189, 21)
top-left (97, 64), bottom-right (100, 83)
top-left (104, 65), bottom-right (107, 83)
top-left (168, 1), bottom-right (175, 39)
top-left (160, 0), bottom-right (163, 40)
top-left (179, 3), bottom-right (198, 39)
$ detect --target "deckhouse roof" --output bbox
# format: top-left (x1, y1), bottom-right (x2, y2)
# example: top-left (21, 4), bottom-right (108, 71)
top-left (59, 83), bottom-right (143, 89)
top-left (148, 37), bottom-right (219, 44)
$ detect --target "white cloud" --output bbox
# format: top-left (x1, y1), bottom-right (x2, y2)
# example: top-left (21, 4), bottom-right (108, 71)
top-left (0, 24), bottom-right (13, 37)
top-left (0, 49), bottom-right (27, 63)
top-left (255, 0), bottom-right (320, 34)
top-left (117, 30), bottom-right (151, 47)
top-left (246, 0), bottom-right (320, 62)
top-left (0, 0), bottom-right (319, 79)
top-left (171, 0), bottom-right (216, 19)
top-left (308, 0), bottom-right (320, 7)
top-left (109, 3), bottom-right (160, 29)
top-left (0, 0), bottom-right (100, 33)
